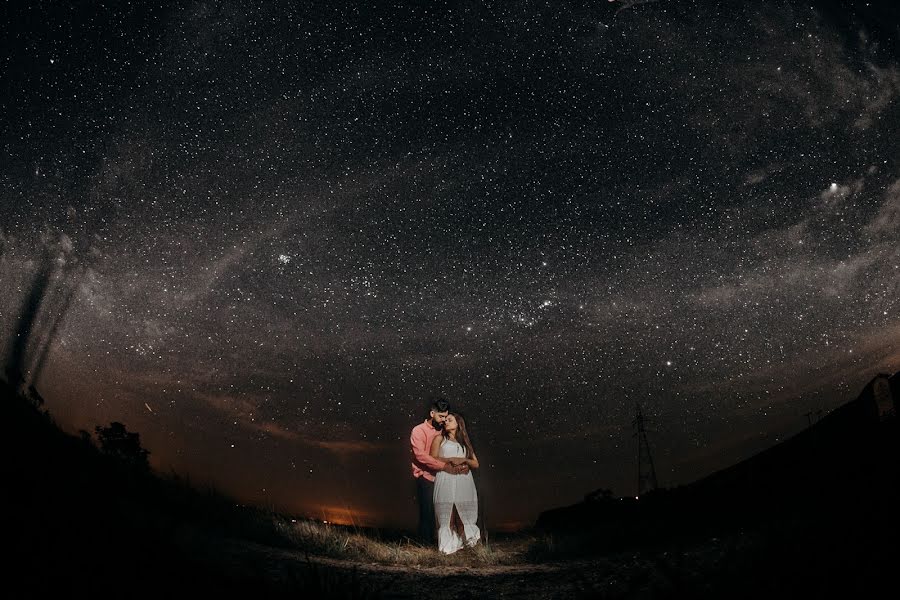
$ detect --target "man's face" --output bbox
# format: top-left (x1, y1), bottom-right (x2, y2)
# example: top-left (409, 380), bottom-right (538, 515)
top-left (430, 410), bottom-right (449, 428)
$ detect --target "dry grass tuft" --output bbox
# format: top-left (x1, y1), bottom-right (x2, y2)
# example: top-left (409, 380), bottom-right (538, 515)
top-left (269, 515), bottom-right (528, 567)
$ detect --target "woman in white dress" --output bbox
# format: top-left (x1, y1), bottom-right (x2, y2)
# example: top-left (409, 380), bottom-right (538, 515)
top-left (429, 412), bottom-right (480, 554)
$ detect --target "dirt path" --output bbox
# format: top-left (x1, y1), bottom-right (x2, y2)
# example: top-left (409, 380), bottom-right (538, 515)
top-left (201, 538), bottom-right (698, 599)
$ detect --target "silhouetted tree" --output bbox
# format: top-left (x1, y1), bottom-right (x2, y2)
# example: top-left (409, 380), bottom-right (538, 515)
top-left (94, 422), bottom-right (150, 471)
top-left (26, 383), bottom-right (46, 407)
top-left (585, 488), bottom-right (615, 502)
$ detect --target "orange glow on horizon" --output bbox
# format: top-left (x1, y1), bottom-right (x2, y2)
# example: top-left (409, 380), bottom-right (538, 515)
top-left (492, 520), bottom-right (528, 532)
top-left (315, 505), bottom-right (373, 527)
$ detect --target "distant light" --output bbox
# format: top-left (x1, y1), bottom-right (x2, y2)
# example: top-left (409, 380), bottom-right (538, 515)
top-left (323, 520), bottom-right (329, 524)
top-left (635, 496), bottom-right (639, 500)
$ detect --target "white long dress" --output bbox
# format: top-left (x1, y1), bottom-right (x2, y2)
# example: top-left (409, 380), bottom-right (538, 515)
top-left (433, 438), bottom-right (480, 554)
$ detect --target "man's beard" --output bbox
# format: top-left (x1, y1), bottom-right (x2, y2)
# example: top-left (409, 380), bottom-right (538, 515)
top-left (432, 419), bottom-right (444, 430)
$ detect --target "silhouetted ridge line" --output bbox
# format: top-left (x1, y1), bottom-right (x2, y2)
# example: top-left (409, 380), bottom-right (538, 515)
top-left (536, 371), bottom-right (900, 545)
top-left (0, 381), bottom-right (329, 595)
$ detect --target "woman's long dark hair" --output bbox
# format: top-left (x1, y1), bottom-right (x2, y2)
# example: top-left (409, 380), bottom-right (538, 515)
top-left (442, 412), bottom-right (474, 458)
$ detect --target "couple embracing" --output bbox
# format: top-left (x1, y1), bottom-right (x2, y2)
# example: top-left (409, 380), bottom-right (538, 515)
top-left (410, 397), bottom-right (481, 554)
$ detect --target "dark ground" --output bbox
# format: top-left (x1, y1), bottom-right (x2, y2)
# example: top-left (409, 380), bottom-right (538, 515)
top-left (3, 382), bottom-right (899, 599)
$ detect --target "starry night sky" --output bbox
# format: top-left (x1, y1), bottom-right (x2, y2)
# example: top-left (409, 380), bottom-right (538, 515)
top-left (2, 0), bottom-right (899, 530)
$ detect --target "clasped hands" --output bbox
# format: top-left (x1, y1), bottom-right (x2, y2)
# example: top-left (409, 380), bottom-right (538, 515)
top-left (442, 458), bottom-right (470, 474)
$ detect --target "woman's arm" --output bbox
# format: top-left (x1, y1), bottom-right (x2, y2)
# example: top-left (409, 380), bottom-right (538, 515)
top-left (466, 449), bottom-right (479, 469)
top-left (430, 434), bottom-right (443, 459)
top-left (430, 436), bottom-right (467, 473)
top-left (431, 435), bottom-right (467, 466)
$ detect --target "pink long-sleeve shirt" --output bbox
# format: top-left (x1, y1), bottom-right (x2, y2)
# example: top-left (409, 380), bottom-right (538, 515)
top-left (410, 419), bottom-right (445, 482)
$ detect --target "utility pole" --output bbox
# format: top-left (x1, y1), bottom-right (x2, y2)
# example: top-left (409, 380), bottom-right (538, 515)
top-left (632, 403), bottom-right (658, 496)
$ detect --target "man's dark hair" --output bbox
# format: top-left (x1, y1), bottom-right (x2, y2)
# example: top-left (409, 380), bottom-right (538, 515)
top-left (429, 396), bottom-right (450, 413)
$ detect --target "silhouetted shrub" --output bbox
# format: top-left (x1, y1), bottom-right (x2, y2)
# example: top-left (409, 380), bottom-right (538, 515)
top-left (94, 422), bottom-right (150, 471)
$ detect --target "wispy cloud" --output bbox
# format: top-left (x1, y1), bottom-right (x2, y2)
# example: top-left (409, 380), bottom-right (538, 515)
top-left (865, 179), bottom-right (900, 237)
top-left (690, 176), bottom-right (898, 308)
top-left (250, 420), bottom-right (387, 455)
top-left (194, 390), bottom-right (387, 455)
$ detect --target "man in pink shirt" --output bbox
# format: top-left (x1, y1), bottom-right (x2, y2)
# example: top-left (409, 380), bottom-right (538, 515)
top-left (410, 397), bottom-right (468, 544)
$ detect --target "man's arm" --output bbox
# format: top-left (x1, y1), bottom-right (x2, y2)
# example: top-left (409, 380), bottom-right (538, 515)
top-left (411, 427), bottom-right (447, 472)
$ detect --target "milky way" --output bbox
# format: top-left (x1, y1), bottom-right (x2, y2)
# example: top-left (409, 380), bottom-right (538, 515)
top-left (2, 0), bottom-right (899, 529)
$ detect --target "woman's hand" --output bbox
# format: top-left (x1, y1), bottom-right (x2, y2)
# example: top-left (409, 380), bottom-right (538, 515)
top-left (447, 457), bottom-right (467, 466)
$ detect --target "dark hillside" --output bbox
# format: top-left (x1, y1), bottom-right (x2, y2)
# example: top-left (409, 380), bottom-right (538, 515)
top-left (535, 374), bottom-right (900, 577)
top-left (0, 382), bottom-right (332, 597)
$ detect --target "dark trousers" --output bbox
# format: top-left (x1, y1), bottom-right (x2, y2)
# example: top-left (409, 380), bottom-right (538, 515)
top-left (416, 476), bottom-right (435, 544)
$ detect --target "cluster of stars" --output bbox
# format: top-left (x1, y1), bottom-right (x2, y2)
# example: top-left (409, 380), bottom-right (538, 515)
top-left (1, 0), bottom-right (898, 527)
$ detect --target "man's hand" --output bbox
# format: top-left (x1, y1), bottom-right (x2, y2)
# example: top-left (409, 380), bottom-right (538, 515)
top-left (452, 463), bottom-right (470, 474)
top-left (441, 462), bottom-right (470, 474)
